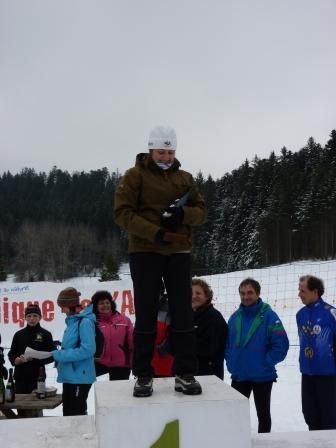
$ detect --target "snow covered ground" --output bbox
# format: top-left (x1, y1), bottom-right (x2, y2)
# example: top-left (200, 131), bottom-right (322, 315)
top-left (1, 259), bottom-right (336, 434)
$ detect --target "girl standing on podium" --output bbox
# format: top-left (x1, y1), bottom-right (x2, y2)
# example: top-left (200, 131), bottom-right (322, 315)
top-left (114, 125), bottom-right (207, 397)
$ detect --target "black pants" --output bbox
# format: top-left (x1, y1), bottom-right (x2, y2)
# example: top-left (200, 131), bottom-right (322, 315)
top-left (15, 379), bottom-right (42, 417)
top-left (231, 380), bottom-right (273, 433)
top-left (15, 379), bottom-right (37, 393)
top-left (62, 383), bottom-right (92, 416)
top-left (301, 374), bottom-right (336, 430)
top-left (95, 363), bottom-right (131, 380)
top-left (130, 252), bottom-right (196, 377)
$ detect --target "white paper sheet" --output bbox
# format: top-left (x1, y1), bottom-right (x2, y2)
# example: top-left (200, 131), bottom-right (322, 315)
top-left (24, 346), bottom-right (52, 360)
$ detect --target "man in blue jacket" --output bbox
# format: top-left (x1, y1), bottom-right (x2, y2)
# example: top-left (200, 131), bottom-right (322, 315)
top-left (226, 278), bottom-right (289, 433)
top-left (297, 275), bottom-right (336, 430)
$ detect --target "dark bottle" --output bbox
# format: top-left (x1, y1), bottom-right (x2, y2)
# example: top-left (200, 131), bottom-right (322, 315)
top-left (0, 374), bottom-right (5, 405)
top-left (37, 366), bottom-right (46, 399)
top-left (5, 367), bottom-right (15, 402)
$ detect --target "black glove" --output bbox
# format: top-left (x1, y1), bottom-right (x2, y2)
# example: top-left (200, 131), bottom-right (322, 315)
top-left (154, 229), bottom-right (172, 246)
top-left (161, 206), bottom-right (184, 230)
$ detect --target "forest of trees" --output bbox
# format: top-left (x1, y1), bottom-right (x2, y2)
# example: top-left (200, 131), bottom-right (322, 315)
top-left (1, 130), bottom-right (336, 281)
top-left (0, 167), bottom-right (124, 281)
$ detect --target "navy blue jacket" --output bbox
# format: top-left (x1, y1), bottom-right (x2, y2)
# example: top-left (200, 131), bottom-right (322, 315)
top-left (226, 299), bottom-right (289, 382)
top-left (296, 298), bottom-right (336, 376)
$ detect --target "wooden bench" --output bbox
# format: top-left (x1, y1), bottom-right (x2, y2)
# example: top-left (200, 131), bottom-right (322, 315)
top-left (0, 393), bottom-right (62, 418)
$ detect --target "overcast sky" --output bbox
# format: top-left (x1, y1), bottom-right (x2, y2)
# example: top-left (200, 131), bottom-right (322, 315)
top-left (1, 0), bottom-right (335, 179)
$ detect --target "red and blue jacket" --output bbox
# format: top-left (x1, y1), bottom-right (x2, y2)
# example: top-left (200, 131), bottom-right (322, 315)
top-left (296, 298), bottom-right (336, 376)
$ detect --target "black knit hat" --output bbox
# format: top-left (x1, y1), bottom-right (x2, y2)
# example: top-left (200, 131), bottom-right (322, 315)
top-left (57, 287), bottom-right (81, 308)
top-left (25, 304), bottom-right (42, 317)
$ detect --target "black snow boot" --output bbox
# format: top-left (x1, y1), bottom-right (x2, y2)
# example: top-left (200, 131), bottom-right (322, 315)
top-left (175, 375), bottom-right (202, 395)
top-left (133, 376), bottom-right (153, 397)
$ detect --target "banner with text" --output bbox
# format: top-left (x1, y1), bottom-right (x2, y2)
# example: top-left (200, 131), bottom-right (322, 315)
top-left (0, 279), bottom-right (135, 347)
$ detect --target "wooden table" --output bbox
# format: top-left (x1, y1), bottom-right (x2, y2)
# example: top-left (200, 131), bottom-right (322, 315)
top-left (0, 393), bottom-right (62, 418)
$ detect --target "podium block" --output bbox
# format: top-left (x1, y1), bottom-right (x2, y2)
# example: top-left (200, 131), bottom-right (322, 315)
top-left (95, 376), bottom-right (251, 448)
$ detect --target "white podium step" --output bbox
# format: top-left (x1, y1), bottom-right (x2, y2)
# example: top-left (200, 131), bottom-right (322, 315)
top-left (95, 376), bottom-right (251, 448)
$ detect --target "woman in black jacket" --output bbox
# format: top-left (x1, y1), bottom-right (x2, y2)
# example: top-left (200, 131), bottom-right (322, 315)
top-left (192, 278), bottom-right (227, 380)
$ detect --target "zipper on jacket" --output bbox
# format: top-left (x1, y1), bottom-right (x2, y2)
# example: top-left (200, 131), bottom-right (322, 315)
top-left (307, 307), bottom-right (313, 374)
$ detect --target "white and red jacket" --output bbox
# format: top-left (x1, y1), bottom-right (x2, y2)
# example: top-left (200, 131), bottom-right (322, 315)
top-left (96, 311), bottom-right (134, 368)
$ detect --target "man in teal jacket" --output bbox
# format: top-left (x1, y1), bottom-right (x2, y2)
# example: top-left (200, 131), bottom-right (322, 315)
top-left (226, 278), bottom-right (289, 433)
top-left (52, 287), bottom-right (96, 416)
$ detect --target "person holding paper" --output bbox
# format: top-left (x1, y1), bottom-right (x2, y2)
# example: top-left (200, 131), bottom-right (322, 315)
top-left (114, 126), bottom-right (207, 397)
top-left (23, 347), bottom-right (55, 360)
top-left (8, 304), bottom-right (54, 416)
top-left (51, 287), bottom-right (96, 416)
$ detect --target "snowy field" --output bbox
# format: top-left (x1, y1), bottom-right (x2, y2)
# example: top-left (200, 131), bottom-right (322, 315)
top-left (1, 259), bottom-right (336, 433)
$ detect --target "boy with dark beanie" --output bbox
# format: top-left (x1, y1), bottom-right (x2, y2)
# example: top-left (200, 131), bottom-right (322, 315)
top-left (8, 304), bottom-right (54, 416)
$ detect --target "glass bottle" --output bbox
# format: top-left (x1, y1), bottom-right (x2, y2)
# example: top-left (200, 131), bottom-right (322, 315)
top-left (0, 374), bottom-right (5, 405)
top-left (5, 367), bottom-right (15, 402)
top-left (37, 366), bottom-right (46, 399)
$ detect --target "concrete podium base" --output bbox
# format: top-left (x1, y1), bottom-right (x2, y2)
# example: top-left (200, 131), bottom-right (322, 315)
top-left (95, 375), bottom-right (251, 448)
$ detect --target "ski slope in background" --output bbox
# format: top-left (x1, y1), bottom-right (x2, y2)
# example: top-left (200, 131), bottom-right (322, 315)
top-left (1, 259), bottom-right (336, 433)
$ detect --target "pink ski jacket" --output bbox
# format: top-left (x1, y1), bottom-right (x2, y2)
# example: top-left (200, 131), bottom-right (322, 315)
top-left (96, 311), bottom-right (134, 368)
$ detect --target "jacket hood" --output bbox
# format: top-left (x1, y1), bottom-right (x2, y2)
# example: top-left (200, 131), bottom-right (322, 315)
top-left (239, 298), bottom-right (268, 316)
top-left (135, 153), bottom-right (181, 171)
top-left (68, 303), bottom-right (96, 324)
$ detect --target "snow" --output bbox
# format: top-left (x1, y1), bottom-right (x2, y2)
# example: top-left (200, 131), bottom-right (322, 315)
top-left (1, 259), bottom-right (336, 438)
top-left (0, 415), bottom-right (97, 447)
top-left (252, 430), bottom-right (336, 447)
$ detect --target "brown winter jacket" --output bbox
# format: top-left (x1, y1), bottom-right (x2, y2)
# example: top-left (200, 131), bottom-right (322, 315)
top-left (114, 153), bottom-right (207, 255)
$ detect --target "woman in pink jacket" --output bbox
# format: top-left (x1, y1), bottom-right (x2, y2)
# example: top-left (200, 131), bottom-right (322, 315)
top-left (92, 291), bottom-right (134, 380)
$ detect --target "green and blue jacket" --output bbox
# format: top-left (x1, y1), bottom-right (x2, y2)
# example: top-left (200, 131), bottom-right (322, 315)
top-left (226, 299), bottom-right (289, 382)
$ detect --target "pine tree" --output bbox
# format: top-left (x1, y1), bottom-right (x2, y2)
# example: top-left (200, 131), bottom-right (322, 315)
top-left (0, 259), bottom-right (7, 281)
top-left (99, 254), bottom-right (120, 281)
